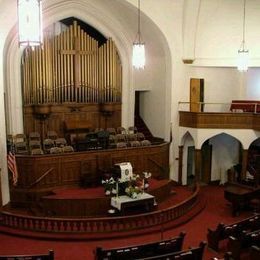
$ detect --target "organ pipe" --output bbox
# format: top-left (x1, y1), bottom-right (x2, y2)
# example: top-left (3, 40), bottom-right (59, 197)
top-left (21, 21), bottom-right (122, 105)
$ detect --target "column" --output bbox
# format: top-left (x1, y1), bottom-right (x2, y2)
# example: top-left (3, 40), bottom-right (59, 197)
top-left (178, 146), bottom-right (183, 185)
top-left (194, 149), bottom-right (201, 182)
top-left (241, 149), bottom-right (248, 181)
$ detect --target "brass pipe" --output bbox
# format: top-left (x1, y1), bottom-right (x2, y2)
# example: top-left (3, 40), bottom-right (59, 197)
top-left (73, 21), bottom-right (78, 102)
top-left (77, 25), bottom-right (81, 102)
top-left (63, 31), bottom-right (66, 103)
top-left (70, 25), bottom-right (74, 102)
top-left (67, 29), bottom-right (70, 102)
top-left (61, 31), bottom-right (65, 103)
top-left (54, 35), bottom-right (58, 103)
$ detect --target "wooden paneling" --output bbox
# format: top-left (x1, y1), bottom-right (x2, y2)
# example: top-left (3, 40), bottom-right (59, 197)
top-left (14, 143), bottom-right (169, 189)
top-left (24, 103), bottom-right (121, 137)
top-left (179, 111), bottom-right (260, 129)
top-left (10, 143), bottom-right (169, 210)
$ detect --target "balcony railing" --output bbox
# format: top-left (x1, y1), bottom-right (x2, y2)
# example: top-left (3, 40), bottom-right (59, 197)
top-left (178, 101), bottom-right (260, 130)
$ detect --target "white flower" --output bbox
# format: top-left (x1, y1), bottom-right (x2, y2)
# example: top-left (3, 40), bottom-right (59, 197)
top-left (132, 192), bottom-right (137, 199)
top-left (109, 177), bottom-right (115, 183)
top-left (105, 190), bottom-right (111, 195)
top-left (143, 172), bottom-right (152, 178)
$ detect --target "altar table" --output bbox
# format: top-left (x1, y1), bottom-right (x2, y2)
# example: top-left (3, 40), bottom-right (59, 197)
top-left (111, 193), bottom-right (156, 214)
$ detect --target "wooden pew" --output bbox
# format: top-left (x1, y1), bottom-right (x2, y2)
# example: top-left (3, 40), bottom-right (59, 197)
top-left (211, 252), bottom-right (233, 260)
top-left (207, 214), bottom-right (260, 251)
top-left (211, 246), bottom-right (260, 260)
top-left (0, 250), bottom-right (54, 260)
top-left (95, 232), bottom-right (185, 260)
top-left (228, 229), bottom-right (260, 259)
top-left (230, 100), bottom-right (260, 113)
top-left (250, 245), bottom-right (260, 260)
top-left (134, 241), bottom-right (207, 260)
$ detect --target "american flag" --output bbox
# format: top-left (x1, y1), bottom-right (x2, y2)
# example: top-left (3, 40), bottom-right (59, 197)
top-left (7, 150), bottom-right (18, 186)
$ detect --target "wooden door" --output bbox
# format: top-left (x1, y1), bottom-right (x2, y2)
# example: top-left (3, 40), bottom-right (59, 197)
top-left (201, 143), bottom-right (212, 184)
top-left (190, 78), bottom-right (204, 112)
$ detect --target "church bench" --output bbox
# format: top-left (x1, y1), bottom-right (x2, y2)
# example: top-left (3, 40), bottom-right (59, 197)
top-left (95, 232), bottom-right (185, 260)
top-left (211, 252), bottom-right (233, 260)
top-left (134, 241), bottom-right (206, 260)
top-left (207, 214), bottom-right (260, 251)
top-left (250, 245), bottom-right (260, 260)
top-left (230, 100), bottom-right (260, 113)
top-left (227, 229), bottom-right (260, 259)
top-left (0, 250), bottom-right (54, 260)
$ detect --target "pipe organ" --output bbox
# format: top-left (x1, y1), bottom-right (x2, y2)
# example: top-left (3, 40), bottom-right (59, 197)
top-left (22, 21), bottom-right (122, 105)
top-left (22, 21), bottom-right (122, 137)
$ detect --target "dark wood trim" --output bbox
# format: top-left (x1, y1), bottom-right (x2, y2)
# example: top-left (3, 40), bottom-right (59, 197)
top-left (194, 149), bottom-right (201, 182)
top-left (241, 149), bottom-right (248, 180)
top-left (179, 111), bottom-right (260, 129)
top-left (178, 146), bottom-right (183, 185)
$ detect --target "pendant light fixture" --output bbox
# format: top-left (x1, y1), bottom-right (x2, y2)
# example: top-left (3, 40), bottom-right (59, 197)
top-left (237, 0), bottom-right (249, 71)
top-left (132, 0), bottom-right (145, 69)
top-left (17, 0), bottom-right (43, 47)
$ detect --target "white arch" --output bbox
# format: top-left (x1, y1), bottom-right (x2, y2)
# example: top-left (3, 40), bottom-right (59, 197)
top-left (179, 127), bottom-right (259, 150)
top-left (1, 0), bottom-right (172, 204)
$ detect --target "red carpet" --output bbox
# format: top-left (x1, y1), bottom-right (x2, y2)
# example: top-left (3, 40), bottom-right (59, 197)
top-left (0, 184), bottom-right (253, 260)
top-left (48, 178), bottom-right (169, 199)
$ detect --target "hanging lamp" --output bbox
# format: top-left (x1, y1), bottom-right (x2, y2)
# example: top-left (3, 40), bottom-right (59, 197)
top-left (237, 0), bottom-right (249, 71)
top-left (17, 0), bottom-right (43, 47)
top-left (132, 0), bottom-right (145, 69)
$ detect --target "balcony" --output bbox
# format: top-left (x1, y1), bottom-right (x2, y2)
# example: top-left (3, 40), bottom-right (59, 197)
top-left (178, 102), bottom-right (260, 130)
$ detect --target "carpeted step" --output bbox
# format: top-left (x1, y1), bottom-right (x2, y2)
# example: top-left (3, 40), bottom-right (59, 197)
top-left (0, 192), bottom-right (206, 241)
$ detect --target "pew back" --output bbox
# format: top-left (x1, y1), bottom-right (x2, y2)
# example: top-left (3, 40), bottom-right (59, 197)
top-left (228, 229), bottom-right (260, 259)
top-left (134, 241), bottom-right (206, 260)
top-left (207, 214), bottom-right (260, 251)
top-left (0, 250), bottom-right (54, 260)
top-left (95, 232), bottom-right (185, 260)
top-left (250, 245), bottom-right (260, 260)
top-left (230, 100), bottom-right (260, 113)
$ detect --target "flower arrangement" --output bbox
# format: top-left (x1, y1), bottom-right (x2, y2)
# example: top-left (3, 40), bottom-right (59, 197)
top-left (102, 172), bottom-right (152, 198)
top-left (101, 177), bottom-right (116, 195)
top-left (125, 185), bottom-right (142, 199)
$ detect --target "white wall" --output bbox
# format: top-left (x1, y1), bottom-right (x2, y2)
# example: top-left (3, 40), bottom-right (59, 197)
top-left (246, 68), bottom-right (260, 99)
top-left (209, 134), bottom-right (240, 182)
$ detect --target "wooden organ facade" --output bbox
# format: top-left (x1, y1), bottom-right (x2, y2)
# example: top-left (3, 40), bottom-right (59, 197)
top-left (22, 21), bottom-right (122, 137)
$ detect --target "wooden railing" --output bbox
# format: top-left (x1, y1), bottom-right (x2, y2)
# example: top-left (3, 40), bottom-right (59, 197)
top-left (1, 184), bottom-right (201, 234)
top-left (178, 101), bottom-right (260, 130)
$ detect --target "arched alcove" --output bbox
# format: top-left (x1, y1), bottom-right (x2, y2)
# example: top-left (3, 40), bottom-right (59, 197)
top-left (201, 133), bottom-right (242, 184)
top-left (181, 131), bottom-right (195, 185)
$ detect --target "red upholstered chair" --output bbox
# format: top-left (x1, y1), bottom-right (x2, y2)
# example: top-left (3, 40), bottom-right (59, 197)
top-left (29, 131), bottom-right (41, 141)
top-left (43, 138), bottom-right (55, 153)
top-left (55, 138), bottom-right (67, 147)
top-left (47, 130), bottom-right (58, 140)
top-left (116, 142), bottom-right (127, 148)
